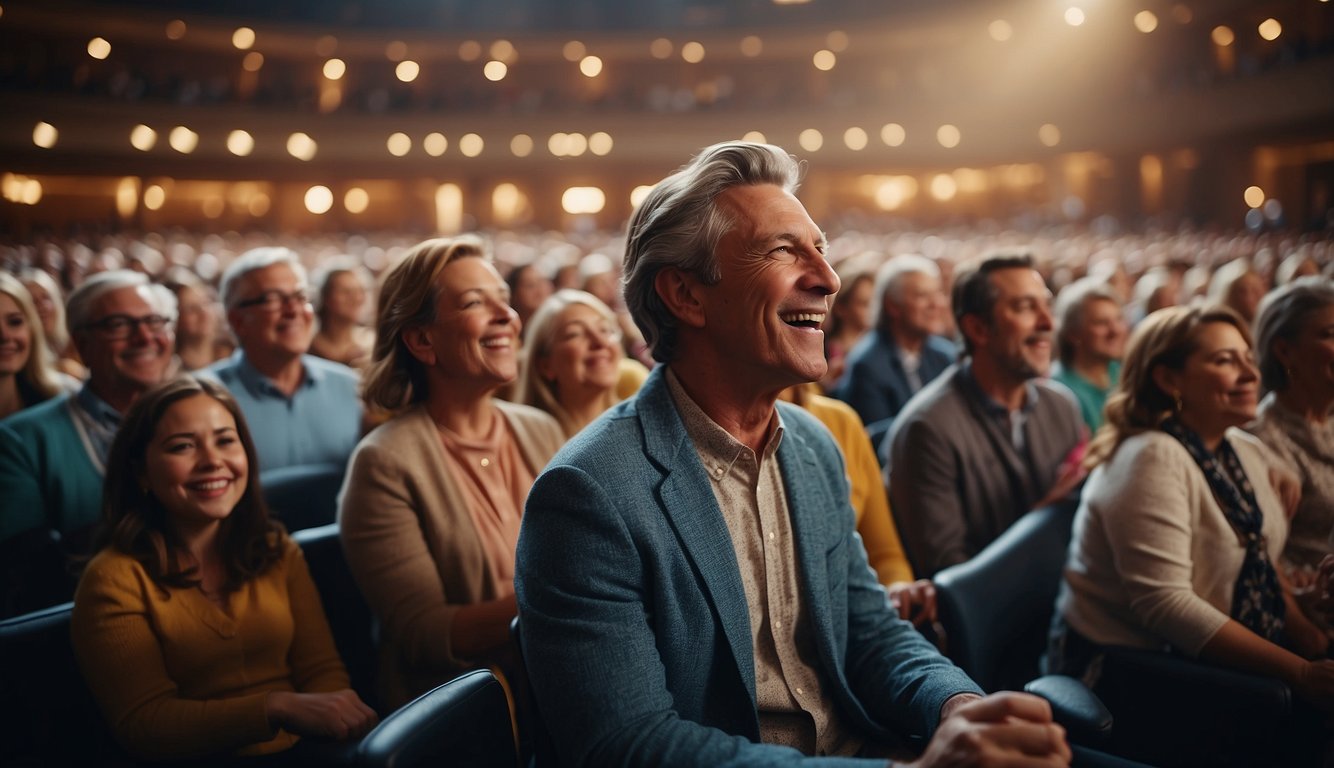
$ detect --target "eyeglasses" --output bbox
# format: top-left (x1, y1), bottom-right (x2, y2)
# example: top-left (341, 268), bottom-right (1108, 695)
top-left (84, 314), bottom-right (172, 339)
top-left (234, 289), bottom-right (310, 313)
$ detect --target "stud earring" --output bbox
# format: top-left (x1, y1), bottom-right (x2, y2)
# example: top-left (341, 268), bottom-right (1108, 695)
top-left (1173, 392), bottom-right (1183, 412)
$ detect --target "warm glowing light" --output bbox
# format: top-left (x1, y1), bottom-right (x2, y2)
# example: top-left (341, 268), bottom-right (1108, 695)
top-left (232, 27), bottom-right (255, 50)
top-left (630, 186), bottom-right (653, 208)
top-left (1212, 26), bottom-right (1235, 46)
top-left (826, 30), bottom-right (849, 52)
top-left (424, 132), bottom-right (448, 156)
top-left (459, 133), bottom-right (483, 157)
top-left (681, 42), bottom-right (705, 63)
top-left (580, 55), bottom-right (603, 77)
top-left (1038, 124), bottom-right (1061, 147)
top-left (798, 129), bottom-right (823, 152)
top-left (989, 20), bottom-right (1013, 42)
top-left (1064, 8), bottom-right (1085, 27)
top-left (1258, 18), bottom-right (1282, 41)
top-left (387, 132), bottom-right (412, 157)
top-left (323, 58), bottom-right (345, 80)
top-left (743, 131), bottom-right (767, 143)
top-left (458, 41), bottom-right (481, 61)
top-left (1134, 11), bottom-right (1159, 33)
top-left (875, 176), bottom-right (917, 211)
top-left (589, 132), bottom-right (613, 156)
top-left (490, 40), bottom-right (516, 63)
top-left (511, 134), bottom-right (533, 157)
top-left (385, 41), bottom-right (407, 62)
top-left (953, 168), bottom-right (989, 194)
top-left (844, 127), bottom-right (868, 151)
top-left (144, 184), bottom-right (166, 210)
top-left (930, 174), bottom-right (958, 201)
top-left (548, 133), bottom-right (570, 156)
top-left (1244, 186), bottom-right (1265, 209)
top-left (130, 124), bottom-right (156, 151)
top-left (168, 126), bottom-right (198, 154)
top-left (562, 187), bottom-right (605, 215)
top-left (87, 37), bottom-right (111, 60)
top-left (881, 123), bottom-right (906, 147)
top-left (165, 20), bottom-right (187, 40)
top-left (344, 187), bottom-right (369, 214)
top-left (32, 122), bottom-right (57, 149)
top-left (305, 185), bottom-right (333, 215)
top-left (936, 124), bottom-right (961, 148)
top-left (565, 133), bottom-right (588, 157)
top-left (436, 184), bottom-right (463, 233)
top-left (287, 132), bottom-right (317, 161)
top-left (19, 179), bottom-right (41, 206)
top-left (740, 36), bottom-right (763, 57)
top-left (492, 183), bottom-right (523, 222)
top-left (202, 196), bottom-right (225, 219)
top-left (248, 193), bottom-right (270, 217)
top-left (396, 60), bottom-right (420, 82)
top-left (563, 41), bottom-right (586, 61)
top-left (115, 177), bottom-right (138, 217)
top-left (813, 50), bottom-right (836, 71)
top-left (484, 60), bottom-right (508, 81)
top-left (650, 38), bottom-right (673, 59)
top-left (226, 129), bottom-right (254, 156)
top-left (315, 36), bottom-right (337, 57)
top-left (242, 52), bottom-right (264, 72)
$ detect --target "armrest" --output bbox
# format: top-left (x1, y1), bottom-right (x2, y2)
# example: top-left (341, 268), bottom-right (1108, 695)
top-left (1100, 646), bottom-right (1291, 718)
top-left (1024, 674), bottom-right (1112, 747)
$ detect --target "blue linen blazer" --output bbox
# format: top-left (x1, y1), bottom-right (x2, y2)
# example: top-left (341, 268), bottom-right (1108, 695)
top-left (515, 367), bottom-right (981, 767)
top-left (835, 330), bottom-right (957, 428)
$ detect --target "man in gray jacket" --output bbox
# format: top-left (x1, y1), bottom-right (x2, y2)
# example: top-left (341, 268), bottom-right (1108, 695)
top-left (886, 253), bottom-right (1085, 577)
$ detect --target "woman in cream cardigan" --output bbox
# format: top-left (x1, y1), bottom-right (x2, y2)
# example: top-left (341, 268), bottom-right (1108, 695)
top-left (339, 236), bottom-right (564, 709)
top-left (1048, 305), bottom-right (1333, 717)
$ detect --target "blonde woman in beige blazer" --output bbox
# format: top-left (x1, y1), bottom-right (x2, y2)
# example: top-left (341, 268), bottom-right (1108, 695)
top-left (339, 236), bottom-right (563, 709)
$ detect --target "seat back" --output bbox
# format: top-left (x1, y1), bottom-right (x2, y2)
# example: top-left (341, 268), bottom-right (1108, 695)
top-left (357, 669), bottom-right (516, 768)
top-left (261, 462), bottom-right (347, 532)
top-left (0, 602), bottom-right (128, 765)
top-left (933, 501), bottom-right (1077, 692)
top-left (292, 523), bottom-right (379, 711)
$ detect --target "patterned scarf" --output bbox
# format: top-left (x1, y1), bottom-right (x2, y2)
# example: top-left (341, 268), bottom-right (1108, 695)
top-left (1160, 417), bottom-right (1286, 644)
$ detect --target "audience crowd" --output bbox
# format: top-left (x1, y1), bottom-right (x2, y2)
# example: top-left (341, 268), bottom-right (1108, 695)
top-left (2, 172), bottom-right (1333, 765)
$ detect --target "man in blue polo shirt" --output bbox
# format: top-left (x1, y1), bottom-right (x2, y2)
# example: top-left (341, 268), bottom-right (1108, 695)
top-left (205, 247), bottom-right (362, 473)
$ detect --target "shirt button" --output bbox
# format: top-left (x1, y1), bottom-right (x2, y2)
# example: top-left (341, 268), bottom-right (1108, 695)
top-left (795, 686), bottom-right (804, 695)
top-left (774, 620), bottom-right (782, 630)
top-left (768, 532), bottom-right (775, 541)
top-left (480, 457), bottom-right (491, 468)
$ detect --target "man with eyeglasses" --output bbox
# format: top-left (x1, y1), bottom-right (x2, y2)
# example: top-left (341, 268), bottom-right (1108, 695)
top-left (0, 270), bottom-right (176, 600)
top-left (204, 247), bottom-right (362, 474)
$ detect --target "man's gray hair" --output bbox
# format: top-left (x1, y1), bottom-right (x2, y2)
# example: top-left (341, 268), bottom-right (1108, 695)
top-left (67, 270), bottom-right (176, 334)
top-left (871, 254), bottom-right (939, 331)
top-left (219, 247), bottom-right (307, 310)
top-left (622, 141), bottom-right (802, 364)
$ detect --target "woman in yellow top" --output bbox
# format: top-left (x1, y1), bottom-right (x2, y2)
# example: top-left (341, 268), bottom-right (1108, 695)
top-left (71, 376), bottom-right (376, 764)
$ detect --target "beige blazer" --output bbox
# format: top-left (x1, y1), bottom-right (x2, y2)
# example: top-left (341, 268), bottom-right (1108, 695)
top-left (338, 399), bottom-right (564, 708)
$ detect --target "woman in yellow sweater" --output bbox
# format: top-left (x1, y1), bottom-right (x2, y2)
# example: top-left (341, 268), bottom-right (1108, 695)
top-left (71, 376), bottom-right (376, 764)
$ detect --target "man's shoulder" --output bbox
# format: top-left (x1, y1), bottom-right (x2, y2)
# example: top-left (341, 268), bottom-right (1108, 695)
top-left (844, 329), bottom-right (888, 365)
top-left (894, 364), bottom-right (965, 423)
top-left (1033, 377), bottom-right (1083, 427)
top-left (923, 334), bottom-right (958, 359)
top-left (0, 393), bottom-right (74, 440)
top-left (547, 396), bottom-right (644, 470)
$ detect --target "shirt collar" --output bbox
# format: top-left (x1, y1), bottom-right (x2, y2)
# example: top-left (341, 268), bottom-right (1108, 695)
top-left (664, 367), bottom-right (785, 469)
top-left (232, 349), bottom-right (318, 395)
top-left (74, 384), bottom-right (124, 428)
top-left (959, 358), bottom-right (1039, 416)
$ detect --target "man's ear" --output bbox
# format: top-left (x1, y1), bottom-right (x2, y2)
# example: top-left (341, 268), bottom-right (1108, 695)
top-left (401, 325), bottom-right (437, 367)
top-left (959, 313), bottom-right (989, 351)
top-left (1270, 337), bottom-right (1294, 373)
top-left (654, 268), bottom-right (707, 329)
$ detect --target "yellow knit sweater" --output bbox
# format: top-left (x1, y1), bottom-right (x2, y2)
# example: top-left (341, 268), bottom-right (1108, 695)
top-left (71, 537), bottom-right (350, 761)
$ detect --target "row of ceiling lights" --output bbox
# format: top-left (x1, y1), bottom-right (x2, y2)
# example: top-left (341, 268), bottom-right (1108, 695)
top-left (28, 119), bottom-right (1068, 158)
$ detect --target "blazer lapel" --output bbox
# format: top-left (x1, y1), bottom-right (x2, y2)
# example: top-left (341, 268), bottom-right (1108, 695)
top-left (636, 369), bottom-right (757, 701)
